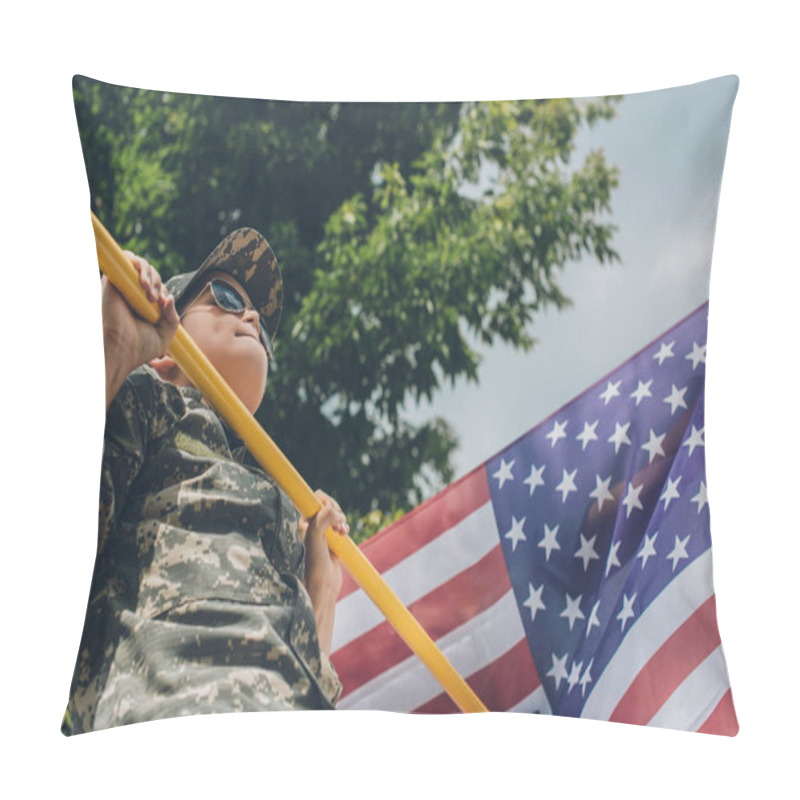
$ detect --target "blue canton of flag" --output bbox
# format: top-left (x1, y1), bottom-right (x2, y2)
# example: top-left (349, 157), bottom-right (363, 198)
top-left (486, 303), bottom-right (737, 731)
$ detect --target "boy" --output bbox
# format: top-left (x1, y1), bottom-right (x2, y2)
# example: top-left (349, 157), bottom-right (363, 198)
top-left (64, 228), bottom-right (346, 734)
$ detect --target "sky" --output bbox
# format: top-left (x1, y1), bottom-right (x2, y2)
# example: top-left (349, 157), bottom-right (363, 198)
top-left (405, 77), bottom-right (738, 484)
top-left (2, 2), bottom-right (797, 798)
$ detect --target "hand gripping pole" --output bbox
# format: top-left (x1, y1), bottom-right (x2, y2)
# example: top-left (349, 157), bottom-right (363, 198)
top-left (91, 212), bottom-right (488, 714)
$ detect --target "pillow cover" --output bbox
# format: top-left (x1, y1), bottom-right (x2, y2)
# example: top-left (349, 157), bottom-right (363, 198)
top-left (63, 74), bottom-right (738, 735)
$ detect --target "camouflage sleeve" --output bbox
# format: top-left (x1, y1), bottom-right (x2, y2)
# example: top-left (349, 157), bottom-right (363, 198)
top-left (318, 649), bottom-right (343, 706)
top-left (98, 367), bottom-right (184, 552)
top-left (276, 494), bottom-right (343, 707)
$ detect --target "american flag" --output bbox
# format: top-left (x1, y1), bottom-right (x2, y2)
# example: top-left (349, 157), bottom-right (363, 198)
top-left (330, 302), bottom-right (738, 735)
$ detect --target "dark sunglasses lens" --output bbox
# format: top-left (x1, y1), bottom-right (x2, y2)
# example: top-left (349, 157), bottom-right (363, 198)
top-left (210, 280), bottom-right (274, 362)
top-left (210, 280), bottom-right (245, 312)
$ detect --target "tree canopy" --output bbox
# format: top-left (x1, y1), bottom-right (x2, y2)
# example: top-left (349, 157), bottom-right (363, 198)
top-left (73, 75), bottom-right (620, 538)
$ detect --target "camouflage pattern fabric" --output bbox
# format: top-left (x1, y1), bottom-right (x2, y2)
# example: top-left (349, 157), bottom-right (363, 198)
top-left (64, 366), bottom-right (341, 735)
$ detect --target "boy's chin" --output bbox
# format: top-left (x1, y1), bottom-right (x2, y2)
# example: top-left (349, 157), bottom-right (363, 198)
top-left (223, 371), bottom-right (267, 414)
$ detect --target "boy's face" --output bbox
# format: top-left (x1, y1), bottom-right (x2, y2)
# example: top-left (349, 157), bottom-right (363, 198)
top-left (176, 269), bottom-right (269, 413)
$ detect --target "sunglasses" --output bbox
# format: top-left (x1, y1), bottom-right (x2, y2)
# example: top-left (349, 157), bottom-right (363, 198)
top-left (183, 278), bottom-right (275, 363)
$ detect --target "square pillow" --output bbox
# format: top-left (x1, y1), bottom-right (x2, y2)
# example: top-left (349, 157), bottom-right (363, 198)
top-left (64, 74), bottom-right (738, 735)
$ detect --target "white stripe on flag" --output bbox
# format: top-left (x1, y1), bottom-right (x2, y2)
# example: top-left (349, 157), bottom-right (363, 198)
top-left (337, 587), bottom-right (525, 711)
top-left (581, 549), bottom-right (714, 720)
top-left (332, 501), bottom-right (498, 651)
top-left (647, 645), bottom-right (732, 731)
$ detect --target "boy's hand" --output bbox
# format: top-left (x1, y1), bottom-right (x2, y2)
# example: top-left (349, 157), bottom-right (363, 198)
top-left (300, 490), bottom-right (348, 655)
top-left (102, 252), bottom-right (180, 409)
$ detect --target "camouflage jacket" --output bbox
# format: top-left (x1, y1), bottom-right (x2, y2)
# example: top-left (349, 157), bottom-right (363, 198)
top-left (65, 365), bottom-right (341, 734)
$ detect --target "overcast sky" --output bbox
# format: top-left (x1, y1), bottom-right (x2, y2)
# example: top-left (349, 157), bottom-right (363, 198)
top-left (404, 76), bottom-right (738, 486)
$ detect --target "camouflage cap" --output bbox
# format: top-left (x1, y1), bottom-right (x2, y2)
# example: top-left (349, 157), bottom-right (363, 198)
top-left (165, 228), bottom-right (283, 342)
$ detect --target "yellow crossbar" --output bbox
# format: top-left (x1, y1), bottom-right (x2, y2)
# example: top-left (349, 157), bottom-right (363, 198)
top-left (91, 211), bottom-right (488, 714)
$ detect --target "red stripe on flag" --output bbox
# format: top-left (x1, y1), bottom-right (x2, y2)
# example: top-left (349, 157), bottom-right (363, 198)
top-left (340, 466), bottom-right (491, 598)
top-left (610, 595), bottom-right (721, 725)
top-left (697, 689), bottom-right (739, 736)
top-left (333, 544), bottom-right (510, 698)
top-left (412, 637), bottom-right (541, 713)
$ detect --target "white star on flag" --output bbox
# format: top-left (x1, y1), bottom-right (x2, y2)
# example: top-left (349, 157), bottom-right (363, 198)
top-left (567, 661), bottom-right (583, 694)
top-left (660, 476), bottom-right (681, 510)
top-left (492, 458), bottom-right (515, 488)
top-left (523, 463), bottom-right (546, 496)
top-left (547, 652), bottom-right (569, 690)
top-left (683, 425), bottom-right (705, 456)
top-left (586, 601), bottom-right (601, 637)
top-left (641, 429), bottom-right (667, 463)
top-left (546, 419), bottom-right (568, 448)
top-left (617, 593), bottom-right (637, 632)
top-left (605, 540), bottom-right (622, 576)
top-left (579, 660), bottom-right (594, 698)
top-left (560, 593), bottom-right (585, 631)
top-left (691, 481), bottom-right (709, 514)
top-left (599, 380), bottom-right (622, 405)
top-left (555, 468), bottom-right (578, 502)
top-left (608, 422), bottom-right (632, 454)
top-left (663, 384), bottom-right (688, 414)
top-left (504, 515), bottom-right (527, 551)
top-left (576, 421), bottom-right (599, 450)
top-left (538, 523), bottom-right (561, 560)
top-left (686, 341), bottom-right (707, 369)
top-left (667, 534), bottom-right (691, 571)
top-left (621, 481), bottom-right (645, 518)
top-left (523, 583), bottom-right (546, 622)
top-left (574, 533), bottom-right (600, 571)
top-left (589, 474), bottom-right (614, 511)
top-left (637, 531), bottom-right (659, 569)
top-left (653, 340), bottom-right (675, 365)
top-left (630, 380), bottom-right (653, 406)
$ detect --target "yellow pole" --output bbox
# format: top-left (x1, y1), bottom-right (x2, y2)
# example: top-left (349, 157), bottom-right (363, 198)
top-left (91, 212), bottom-right (488, 714)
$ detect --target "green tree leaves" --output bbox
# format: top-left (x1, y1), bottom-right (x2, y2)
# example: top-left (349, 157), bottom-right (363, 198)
top-left (74, 76), bottom-right (619, 529)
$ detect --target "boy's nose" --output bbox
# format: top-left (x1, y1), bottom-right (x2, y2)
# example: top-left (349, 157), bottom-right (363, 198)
top-left (241, 306), bottom-right (260, 332)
